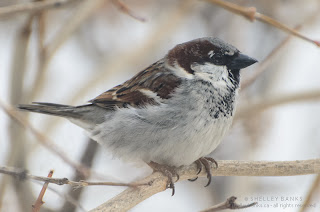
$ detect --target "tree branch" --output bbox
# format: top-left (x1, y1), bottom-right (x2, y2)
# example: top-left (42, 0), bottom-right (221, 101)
top-left (32, 180), bottom-right (87, 211)
top-left (0, 0), bottom-right (80, 18)
top-left (90, 159), bottom-right (320, 211)
top-left (32, 170), bottom-right (54, 212)
top-left (241, 10), bottom-right (320, 89)
top-left (299, 174), bottom-right (320, 212)
top-left (200, 196), bottom-right (257, 212)
top-left (203, 0), bottom-right (320, 47)
top-left (0, 166), bottom-right (147, 188)
top-left (111, 0), bottom-right (146, 22)
top-left (236, 90), bottom-right (320, 120)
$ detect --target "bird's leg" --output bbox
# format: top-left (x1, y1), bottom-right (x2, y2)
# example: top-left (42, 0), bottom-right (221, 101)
top-left (188, 157), bottom-right (218, 186)
top-left (147, 161), bottom-right (179, 196)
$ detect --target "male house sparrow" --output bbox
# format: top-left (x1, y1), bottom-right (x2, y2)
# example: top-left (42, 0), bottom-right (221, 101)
top-left (19, 37), bottom-right (257, 194)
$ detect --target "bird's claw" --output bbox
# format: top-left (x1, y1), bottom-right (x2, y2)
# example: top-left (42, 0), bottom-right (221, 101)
top-left (188, 157), bottom-right (218, 186)
top-left (148, 161), bottom-right (179, 196)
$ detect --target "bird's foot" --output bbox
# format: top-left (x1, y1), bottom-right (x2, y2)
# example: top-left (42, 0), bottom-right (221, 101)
top-left (188, 157), bottom-right (218, 186)
top-left (148, 161), bottom-right (179, 196)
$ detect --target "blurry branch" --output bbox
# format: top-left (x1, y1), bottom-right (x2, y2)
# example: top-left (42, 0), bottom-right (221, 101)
top-left (200, 196), bottom-right (257, 212)
top-left (299, 174), bottom-right (320, 212)
top-left (242, 11), bottom-right (320, 89)
top-left (203, 0), bottom-right (320, 47)
top-left (38, 182), bottom-right (86, 212)
top-left (45, 0), bottom-right (106, 61)
top-left (70, 0), bottom-right (196, 105)
top-left (90, 159), bottom-right (320, 212)
top-left (0, 99), bottom-right (91, 178)
top-left (29, 0), bottom-right (107, 101)
top-left (236, 90), bottom-right (320, 119)
top-left (32, 170), bottom-right (54, 212)
top-left (29, 3), bottom-right (47, 102)
top-left (241, 35), bottom-right (291, 89)
top-left (35, 9), bottom-right (46, 51)
top-left (0, 0), bottom-right (79, 17)
top-left (61, 139), bottom-right (99, 212)
top-left (111, 0), bottom-right (146, 22)
top-left (0, 166), bottom-right (147, 188)
top-left (4, 16), bottom-right (34, 212)
top-left (29, 0), bottom-right (146, 101)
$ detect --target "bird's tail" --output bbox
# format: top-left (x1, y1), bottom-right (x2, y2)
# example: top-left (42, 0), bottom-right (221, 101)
top-left (18, 102), bottom-right (88, 119)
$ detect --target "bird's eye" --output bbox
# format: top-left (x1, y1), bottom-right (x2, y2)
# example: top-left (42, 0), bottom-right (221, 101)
top-left (225, 50), bottom-right (234, 56)
top-left (210, 53), bottom-right (226, 65)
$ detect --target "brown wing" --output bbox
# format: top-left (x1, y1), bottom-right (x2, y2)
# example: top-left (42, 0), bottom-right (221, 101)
top-left (89, 60), bottom-right (182, 109)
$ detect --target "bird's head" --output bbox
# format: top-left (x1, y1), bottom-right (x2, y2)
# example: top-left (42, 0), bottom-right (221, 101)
top-left (166, 37), bottom-right (257, 85)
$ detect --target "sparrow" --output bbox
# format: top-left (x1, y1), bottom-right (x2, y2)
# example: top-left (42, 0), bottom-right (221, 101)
top-left (19, 37), bottom-right (257, 195)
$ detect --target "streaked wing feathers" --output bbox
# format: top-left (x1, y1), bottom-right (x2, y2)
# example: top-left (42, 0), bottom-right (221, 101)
top-left (89, 60), bottom-right (181, 109)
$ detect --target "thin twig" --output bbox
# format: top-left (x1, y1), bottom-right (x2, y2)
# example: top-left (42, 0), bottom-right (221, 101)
top-left (36, 12), bottom-right (46, 51)
top-left (241, 10), bottom-right (320, 89)
top-left (203, 0), bottom-right (320, 47)
top-left (299, 174), bottom-right (320, 212)
top-left (90, 159), bottom-right (320, 211)
top-left (32, 180), bottom-right (87, 212)
top-left (0, 166), bottom-right (148, 188)
top-left (236, 90), bottom-right (320, 119)
top-left (32, 170), bottom-right (54, 212)
top-left (111, 0), bottom-right (146, 22)
top-left (200, 196), bottom-right (257, 212)
top-left (0, 0), bottom-right (79, 17)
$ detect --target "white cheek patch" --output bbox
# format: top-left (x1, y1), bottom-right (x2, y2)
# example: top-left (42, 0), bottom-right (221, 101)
top-left (192, 62), bottom-right (229, 82)
top-left (195, 72), bottom-right (216, 83)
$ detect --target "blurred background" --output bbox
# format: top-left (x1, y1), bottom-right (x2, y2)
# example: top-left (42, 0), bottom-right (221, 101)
top-left (0, 0), bottom-right (320, 211)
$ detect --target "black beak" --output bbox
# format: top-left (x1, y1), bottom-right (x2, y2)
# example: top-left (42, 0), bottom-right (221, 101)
top-left (228, 53), bottom-right (258, 70)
